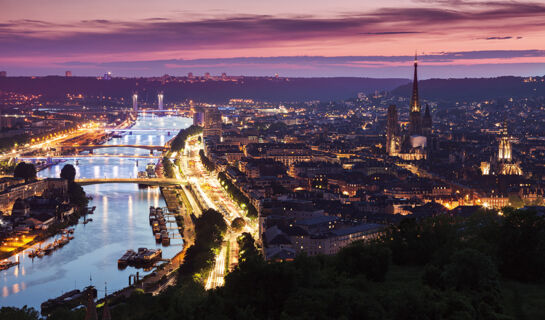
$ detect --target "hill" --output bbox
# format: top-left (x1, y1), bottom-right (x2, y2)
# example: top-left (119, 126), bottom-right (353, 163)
top-left (0, 76), bottom-right (409, 103)
top-left (391, 76), bottom-right (545, 103)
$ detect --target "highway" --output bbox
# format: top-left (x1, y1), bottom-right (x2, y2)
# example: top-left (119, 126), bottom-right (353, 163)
top-left (178, 134), bottom-right (257, 290)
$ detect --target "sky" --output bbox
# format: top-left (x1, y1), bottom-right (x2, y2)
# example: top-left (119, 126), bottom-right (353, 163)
top-left (1, 0), bottom-right (545, 78)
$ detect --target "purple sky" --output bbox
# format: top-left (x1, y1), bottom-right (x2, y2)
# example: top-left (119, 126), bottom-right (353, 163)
top-left (1, 0), bottom-right (545, 78)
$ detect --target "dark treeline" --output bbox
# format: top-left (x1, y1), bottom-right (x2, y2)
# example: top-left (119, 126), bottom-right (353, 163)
top-left (170, 125), bottom-right (202, 153)
top-left (217, 171), bottom-right (258, 218)
top-left (4, 207), bottom-right (545, 319)
top-left (199, 150), bottom-right (215, 172)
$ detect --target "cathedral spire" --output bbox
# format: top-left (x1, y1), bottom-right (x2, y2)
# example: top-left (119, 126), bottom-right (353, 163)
top-left (410, 52), bottom-right (420, 113)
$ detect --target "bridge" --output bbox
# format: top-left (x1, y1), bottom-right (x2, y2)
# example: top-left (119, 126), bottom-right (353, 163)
top-left (104, 129), bottom-right (177, 132)
top-left (60, 144), bottom-right (167, 151)
top-left (19, 154), bottom-right (157, 160)
top-left (76, 178), bottom-right (185, 186)
top-left (57, 144), bottom-right (168, 155)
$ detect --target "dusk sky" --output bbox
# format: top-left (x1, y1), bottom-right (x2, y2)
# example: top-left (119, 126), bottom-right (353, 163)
top-left (2, 0), bottom-right (545, 78)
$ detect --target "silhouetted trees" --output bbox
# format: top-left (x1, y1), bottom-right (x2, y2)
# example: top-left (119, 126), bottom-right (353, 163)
top-left (60, 164), bottom-right (76, 181)
top-left (170, 125), bottom-right (202, 153)
top-left (14, 162), bottom-right (36, 182)
top-left (217, 171), bottom-right (258, 218)
top-left (179, 209), bottom-right (227, 278)
top-left (199, 149), bottom-right (215, 172)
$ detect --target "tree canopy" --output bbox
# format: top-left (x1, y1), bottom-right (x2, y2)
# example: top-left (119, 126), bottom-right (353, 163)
top-left (60, 164), bottom-right (76, 181)
top-left (14, 162), bottom-right (37, 181)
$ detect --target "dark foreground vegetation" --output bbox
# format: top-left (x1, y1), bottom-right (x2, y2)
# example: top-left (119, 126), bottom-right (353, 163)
top-left (4, 207), bottom-right (545, 320)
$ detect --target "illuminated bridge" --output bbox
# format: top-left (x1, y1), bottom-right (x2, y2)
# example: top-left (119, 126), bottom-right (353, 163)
top-left (76, 178), bottom-right (185, 186)
top-left (20, 155), bottom-right (157, 160)
top-left (57, 144), bottom-right (168, 155)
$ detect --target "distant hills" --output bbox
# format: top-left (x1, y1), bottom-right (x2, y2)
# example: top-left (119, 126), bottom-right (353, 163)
top-left (391, 76), bottom-right (545, 103)
top-left (1, 75), bottom-right (544, 104)
top-left (0, 76), bottom-right (409, 104)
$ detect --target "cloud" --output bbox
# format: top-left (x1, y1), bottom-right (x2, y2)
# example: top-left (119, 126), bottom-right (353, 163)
top-left (483, 36), bottom-right (513, 40)
top-left (0, 0), bottom-right (544, 78)
top-left (0, 0), bottom-right (543, 59)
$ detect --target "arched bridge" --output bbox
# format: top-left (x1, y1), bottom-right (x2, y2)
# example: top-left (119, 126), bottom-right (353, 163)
top-left (76, 178), bottom-right (185, 186)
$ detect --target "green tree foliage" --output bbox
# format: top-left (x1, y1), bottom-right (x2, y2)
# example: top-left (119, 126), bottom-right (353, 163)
top-left (179, 209), bottom-right (227, 278)
top-left (237, 232), bottom-right (260, 263)
top-left (67, 182), bottom-right (88, 208)
top-left (231, 217), bottom-right (246, 232)
top-left (13, 162), bottom-right (37, 181)
top-left (498, 208), bottom-right (545, 281)
top-left (162, 157), bottom-right (175, 179)
top-left (199, 149), bottom-right (215, 172)
top-left (170, 125), bottom-right (203, 153)
top-left (337, 241), bottom-right (391, 282)
top-left (0, 306), bottom-right (40, 320)
top-left (60, 164), bottom-right (76, 181)
top-left (217, 171), bottom-right (258, 218)
top-left (384, 215), bottom-right (459, 266)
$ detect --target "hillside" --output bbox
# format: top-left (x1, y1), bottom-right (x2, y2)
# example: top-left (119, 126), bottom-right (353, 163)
top-left (391, 76), bottom-right (545, 103)
top-left (0, 76), bottom-right (409, 104)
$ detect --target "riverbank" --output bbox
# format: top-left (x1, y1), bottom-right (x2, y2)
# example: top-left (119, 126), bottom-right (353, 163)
top-left (0, 205), bottom-right (85, 261)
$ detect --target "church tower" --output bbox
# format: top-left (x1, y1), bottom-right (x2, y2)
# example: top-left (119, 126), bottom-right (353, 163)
top-left (498, 121), bottom-right (512, 161)
top-left (422, 104), bottom-right (432, 137)
top-left (386, 104), bottom-right (400, 156)
top-left (409, 53), bottom-right (422, 136)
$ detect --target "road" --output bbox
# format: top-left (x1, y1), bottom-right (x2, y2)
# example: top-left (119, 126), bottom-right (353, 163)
top-left (178, 134), bottom-right (257, 289)
top-left (0, 122), bottom-right (100, 161)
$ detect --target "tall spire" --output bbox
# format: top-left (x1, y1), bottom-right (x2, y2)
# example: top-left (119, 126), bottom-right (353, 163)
top-left (102, 282), bottom-right (112, 320)
top-left (410, 51), bottom-right (420, 113)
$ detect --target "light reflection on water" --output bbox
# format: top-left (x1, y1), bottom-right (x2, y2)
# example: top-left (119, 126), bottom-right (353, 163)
top-left (0, 115), bottom-right (191, 309)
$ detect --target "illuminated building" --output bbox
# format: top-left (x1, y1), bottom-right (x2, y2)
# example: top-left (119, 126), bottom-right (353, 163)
top-left (386, 105), bottom-right (400, 156)
top-left (498, 121), bottom-right (512, 161)
top-left (422, 104), bottom-right (432, 136)
top-left (65, 71), bottom-right (72, 77)
top-left (132, 93), bottom-right (138, 111)
top-left (409, 53), bottom-right (422, 136)
top-left (203, 107), bottom-right (223, 142)
top-left (482, 121), bottom-right (522, 176)
top-left (386, 55), bottom-right (431, 161)
top-left (480, 162), bottom-right (490, 175)
top-left (157, 93), bottom-right (164, 111)
top-left (497, 121), bottom-right (522, 175)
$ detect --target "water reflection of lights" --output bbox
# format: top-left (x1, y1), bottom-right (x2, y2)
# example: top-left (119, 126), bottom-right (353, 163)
top-left (103, 196), bottom-right (109, 223)
top-left (113, 166), bottom-right (119, 178)
top-left (128, 196), bottom-right (133, 220)
top-left (93, 166), bottom-right (100, 178)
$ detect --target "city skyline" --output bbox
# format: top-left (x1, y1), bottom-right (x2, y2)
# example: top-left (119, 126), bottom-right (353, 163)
top-left (1, 0), bottom-right (545, 77)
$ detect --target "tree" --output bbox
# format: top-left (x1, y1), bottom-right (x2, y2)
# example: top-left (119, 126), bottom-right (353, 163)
top-left (337, 241), bottom-right (391, 282)
top-left (14, 162), bottom-right (37, 181)
top-left (67, 182), bottom-right (88, 208)
top-left (442, 249), bottom-right (499, 292)
top-left (60, 164), bottom-right (76, 181)
top-left (231, 217), bottom-right (246, 232)
top-left (498, 209), bottom-right (545, 281)
top-left (0, 306), bottom-right (39, 320)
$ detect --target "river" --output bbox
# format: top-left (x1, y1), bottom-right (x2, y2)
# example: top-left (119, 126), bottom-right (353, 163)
top-left (0, 114), bottom-right (191, 309)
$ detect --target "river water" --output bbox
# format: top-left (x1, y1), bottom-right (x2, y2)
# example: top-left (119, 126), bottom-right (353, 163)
top-left (0, 114), bottom-right (191, 309)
